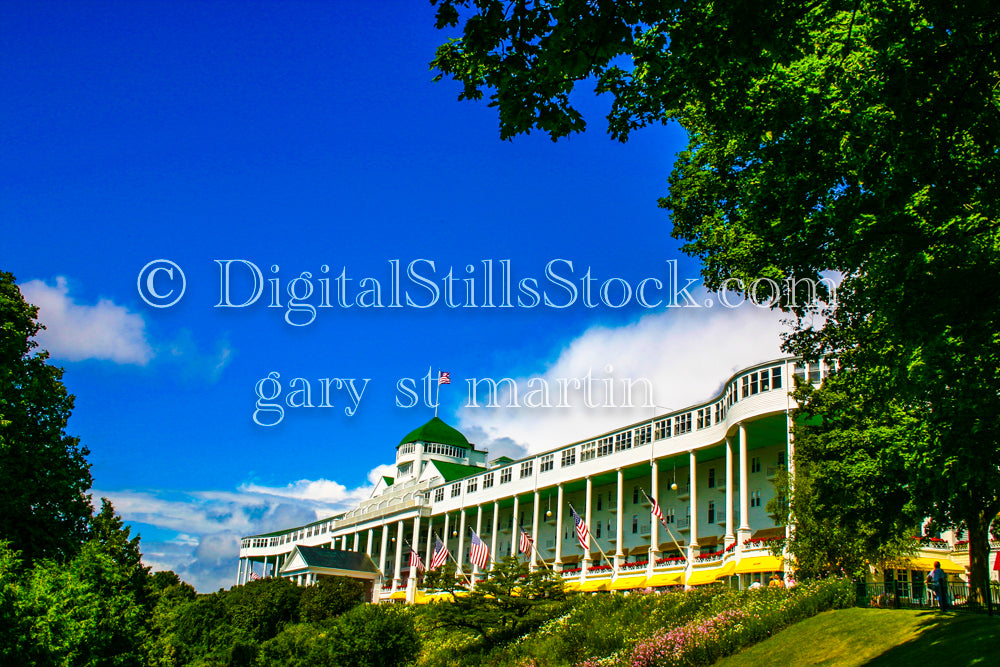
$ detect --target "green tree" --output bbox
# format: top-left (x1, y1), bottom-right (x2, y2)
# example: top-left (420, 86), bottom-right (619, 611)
top-left (298, 575), bottom-right (366, 623)
top-left (0, 271), bottom-right (93, 564)
top-left (431, 1), bottom-right (1000, 604)
top-left (20, 541), bottom-right (149, 667)
top-left (424, 556), bottom-right (566, 646)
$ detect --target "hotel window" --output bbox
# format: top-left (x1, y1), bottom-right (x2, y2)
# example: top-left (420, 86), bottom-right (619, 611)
top-left (500, 467), bottom-right (512, 484)
top-left (777, 451), bottom-right (786, 467)
top-left (615, 431), bottom-right (632, 451)
top-left (771, 367), bottom-right (783, 389)
top-left (654, 419), bottom-right (671, 440)
top-left (597, 436), bottom-right (613, 457)
top-left (632, 515), bottom-right (639, 534)
top-left (561, 448), bottom-right (577, 467)
top-left (483, 472), bottom-right (494, 489)
top-left (596, 522), bottom-right (602, 538)
top-left (467, 478), bottom-right (478, 493)
top-left (581, 441), bottom-right (596, 462)
top-left (809, 362), bottom-right (821, 384)
top-left (520, 461), bottom-right (533, 478)
top-left (435, 488), bottom-right (444, 502)
top-left (597, 495), bottom-right (602, 511)
top-left (665, 507), bottom-right (675, 523)
top-left (750, 372), bottom-right (759, 394)
top-left (760, 370), bottom-right (770, 391)
top-left (708, 501), bottom-right (716, 524)
top-left (451, 483), bottom-right (461, 498)
top-left (637, 424), bottom-right (651, 445)
top-left (741, 375), bottom-right (750, 398)
top-left (540, 454), bottom-right (554, 473)
top-left (675, 413), bottom-right (692, 435)
top-left (751, 456), bottom-right (761, 473)
top-left (697, 408), bottom-right (710, 429)
top-left (632, 486), bottom-right (640, 504)
top-left (793, 362), bottom-right (806, 383)
top-left (708, 468), bottom-right (716, 488)
top-left (715, 402), bottom-right (723, 423)
top-left (751, 490), bottom-right (761, 507)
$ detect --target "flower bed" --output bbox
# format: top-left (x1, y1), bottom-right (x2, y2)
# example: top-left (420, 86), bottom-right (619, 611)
top-left (741, 536), bottom-right (783, 549)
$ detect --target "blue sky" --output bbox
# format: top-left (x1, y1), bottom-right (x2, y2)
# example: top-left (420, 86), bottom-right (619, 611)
top-left (2, 1), bottom-right (790, 590)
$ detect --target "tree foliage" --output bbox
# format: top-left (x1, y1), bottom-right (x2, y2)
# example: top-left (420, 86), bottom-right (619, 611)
top-left (431, 1), bottom-right (1000, 602)
top-left (298, 575), bottom-right (366, 623)
top-left (0, 271), bottom-right (93, 564)
top-left (423, 556), bottom-right (567, 646)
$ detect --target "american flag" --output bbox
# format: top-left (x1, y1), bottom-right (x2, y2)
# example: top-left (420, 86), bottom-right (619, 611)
top-left (409, 549), bottom-right (425, 572)
top-left (519, 526), bottom-right (533, 555)
top-left (438, 371), bottom-right (451, 385)
top-left (249, 570), bottom-right (260, 581)
top-left (469, 529), bottom-right (490, 568)
top-left (650, 494), bottom-right (669, 529)
top-left (570, 505), bottom-right (590, 550)
top-left (430, 536), bottom-right (450, 570)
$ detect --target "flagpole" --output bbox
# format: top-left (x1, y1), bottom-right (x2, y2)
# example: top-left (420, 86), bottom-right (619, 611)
top-left (568, 502), bottom-right (613, 572)
top-left (520, 525), bottom-right (553, 571)
top-left (433, 531), bottom-right (474, 585)
top-left (641, 488), bottom-right (689, 565)
top-left (435, 371), bottom-right (440, 418)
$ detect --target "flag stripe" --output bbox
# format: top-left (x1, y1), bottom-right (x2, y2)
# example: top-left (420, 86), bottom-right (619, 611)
top-left (469, 529), bottom-right (489, 568)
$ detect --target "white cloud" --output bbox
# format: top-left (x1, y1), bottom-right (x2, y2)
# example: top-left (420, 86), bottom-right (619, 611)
top-left (20, 277), bottom-right (153, 365)
top-left (458, 302), bottom-right (791, 455)
top-left (98, 463), bottom-right (392, 592)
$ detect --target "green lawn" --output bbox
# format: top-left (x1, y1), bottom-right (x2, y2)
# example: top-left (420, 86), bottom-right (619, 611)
top-left (715, 608), bottom-right (1000, 667)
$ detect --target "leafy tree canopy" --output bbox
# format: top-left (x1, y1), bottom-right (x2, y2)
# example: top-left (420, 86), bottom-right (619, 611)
top-left (0, 271), bottom-right (92, 564)
top-left (431, 0), bottom-right (1000, 602)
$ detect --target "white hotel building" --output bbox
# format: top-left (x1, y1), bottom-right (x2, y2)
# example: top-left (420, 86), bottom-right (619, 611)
top-left (237, 356), bottom-right (974, 601)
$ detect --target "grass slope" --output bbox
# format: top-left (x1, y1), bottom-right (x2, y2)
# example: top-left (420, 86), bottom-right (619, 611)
top-left (715, 608), bottom-right (1000, 667)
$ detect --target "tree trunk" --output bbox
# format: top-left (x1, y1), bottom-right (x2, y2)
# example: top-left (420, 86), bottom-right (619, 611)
top-left (967, 506), bottom-right (997, 611)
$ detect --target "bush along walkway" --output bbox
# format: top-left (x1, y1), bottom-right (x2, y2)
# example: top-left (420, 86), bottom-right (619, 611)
top-left (576, 578), bottom-right (855, 667)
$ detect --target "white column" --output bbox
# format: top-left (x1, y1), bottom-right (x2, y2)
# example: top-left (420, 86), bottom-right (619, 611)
top-left (366, 528), bottom-right (374, 557)
top-left (379, 524), bottom-right (390, 579)
top-left (555, 483), bottom-right (564, 570)
top-left (411, 515), bottom-right (422, 585)
top-left (738, 422), bottom-right (751, 543)
top-left (457, 510), bottom-right (467, 574)
top-left (474, 505), bottom-right (484, 578)
top-left (425, 517), bottom-right (434, 567)
top-left (490, 502), bottom-right (500, 571)
top-left (650, 460), bottom-right (660, 563)
top-left (393, 520), bottom-right (405, 588)
top-left (689, 450), bottom-right (698, 557)
top-left (584, 476), bottom-right (593, 572)
top-left (510, 495), bottom-right (520, 557)
top-left (725, 435), bottom-right (735, 547)
top-left (531, 490), bottom-right (540, 569)
top-left (615, 468), bottom-right (625, 569)
top-left (353, 532), bottom-right (360, 551)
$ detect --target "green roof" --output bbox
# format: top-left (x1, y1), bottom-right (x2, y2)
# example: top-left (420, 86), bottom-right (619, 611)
top-left (491, 456), bottom-right (515, 465)
top-left (294, 546), bottom-right (379, 573)
top-left (429, 459), bottom-right (485, 482)
top-left (398, 417), bottom-right (471, 450)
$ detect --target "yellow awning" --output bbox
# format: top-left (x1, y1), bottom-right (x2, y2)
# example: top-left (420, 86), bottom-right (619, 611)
top-left (646, 572), bottom-right (684, 587)
top-left (388, 591), bottom-right (406, 600)
top-left (735, 555), bottom-right (783, 574)
top-left (413, 591), bottom-right (435, 604)
top-left (687, 568), bottom-right (723, 586)
top-left (719, 560), bottom-right (737, 577)
top-left (609, 575), bottom-right (647, 590)
top-left (579, 579), bottom-right (611, 592)
top-left (563, 581), bottom-right (581, 592)
top-left (904, 557), bottom-right (965, 574)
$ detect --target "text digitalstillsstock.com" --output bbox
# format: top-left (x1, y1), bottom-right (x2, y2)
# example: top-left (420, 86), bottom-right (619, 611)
top-left (137, 258), bottom-right (837, 322)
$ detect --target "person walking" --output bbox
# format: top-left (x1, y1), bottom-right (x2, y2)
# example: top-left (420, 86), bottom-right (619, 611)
top-left (930, 562), bottom-right (951, 611)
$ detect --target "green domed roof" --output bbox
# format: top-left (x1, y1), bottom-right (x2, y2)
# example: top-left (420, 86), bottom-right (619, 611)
top-left (398, 417), bottom-right (470, 450)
